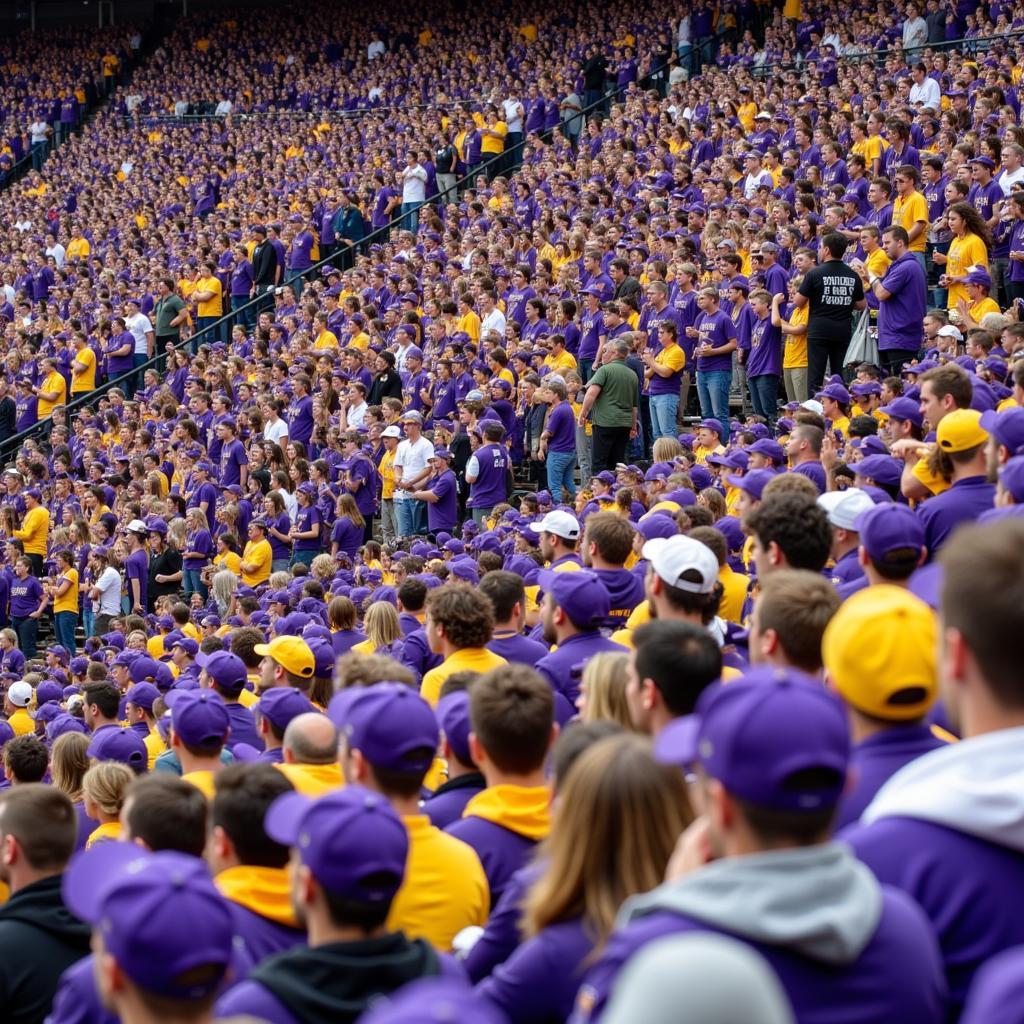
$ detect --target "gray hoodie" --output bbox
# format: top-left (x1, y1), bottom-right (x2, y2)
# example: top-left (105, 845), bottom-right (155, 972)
top-left (620, 842), bottom-right (882, 965)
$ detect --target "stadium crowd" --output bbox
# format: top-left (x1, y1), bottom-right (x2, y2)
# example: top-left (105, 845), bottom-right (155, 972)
top-left (3, 1), bottom-right (1024, 1022)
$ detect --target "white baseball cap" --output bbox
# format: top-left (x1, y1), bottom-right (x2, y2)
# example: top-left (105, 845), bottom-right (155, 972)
top-left (381, 425), bottom-right (402, 438)
top-left (7, 681), bottom-right (32, 707)
top-left (642, 536), bottom-right (719, 594)
top-left (817, 488), bottom-right (875, 531)
top-left (529, 509), bottom-right (581, 541)
top-left (936, 325), bottom-right (963, 341)
top-left (800, 399), bottom-right (825, 416)
top-left (126, 519), bottom-right (149, 535)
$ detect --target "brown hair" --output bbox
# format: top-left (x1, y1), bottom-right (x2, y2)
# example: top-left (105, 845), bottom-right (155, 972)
top-left (0, 784), bottom-right (77, 870)
top-left (50, 732), bottom-right (90, 801)
top-left (524, 735), bottom-right (690, 950)
top-left (470, 665), bottom-right (554, 774)
top-left (426, 583), bottom-right (494, 649)
top-left (585, 511), bottom-right (635, 566)
top-left (755, 570), bottom-right (840, 673)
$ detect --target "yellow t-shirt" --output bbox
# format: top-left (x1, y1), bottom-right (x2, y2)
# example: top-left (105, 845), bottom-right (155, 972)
top-left (214, 550), bottom-right (243, 576)
top-left (7, 707), bottom-right (33, 736)
top-left (458, 310), bottom-right (482, 342)
top-left (380, 448), bottom-right (397, 500)
top-left (946, 233), bottom-right (989, 311)
top-left (313, 330), bottom-right (339, 350)
top-left (14, 505), bottom-right (49, 555)
top-left (86, 821), bottom-right (122, 848)
top-left (718, 565), bottom-right (750, 625)
top-left (182, 769), bottom-right (218, 799)
top-left (421, 647), bottom-right (508, 707)
top-left (71, 346), bottom-right (97, 393)
top-left (37, 370), bottom-right (67, 418)
top-left (782, 305), bottom-right (809, 369)
top-left (54, 568), bottom-right (79, 614)
top-left (241, 538), bottom-right (272, 586)
top-left (893, 190), bottom-right (929, 253)
top-left (144, 728), bottom-right (165, 771)
top-left (969, 297), bottom-right (1000, 321)
top-left (865, 248), bottom-right (892, 280)
top-left (481, 121), bottom-right (508, 155)
top-left (66, 237), bottom-right (91, 260)
top-left (544, 350), bottom-right (578, 373)
top-left (387, 814), bottom-right (490, 951)
top-left (195, 275), bottom-right (224, 318)
top-left (653, 342), bottom-right (686, 377)
top-left (912, 455), bottom-right (952, 496)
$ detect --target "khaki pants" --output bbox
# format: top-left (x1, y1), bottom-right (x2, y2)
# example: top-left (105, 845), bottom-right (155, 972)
top-left (380, 499), bottom-right (397, 546)
top-left (784, 367), bottom-right (808, 404)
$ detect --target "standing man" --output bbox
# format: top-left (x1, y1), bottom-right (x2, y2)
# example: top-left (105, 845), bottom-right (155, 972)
top-left (153, 277), bottom-right (187, 363)
top-left (502, 92), bottom-right (525, 174)
top-left (691, 287), bottom-right (737, 442)
top-left (860, 225), bottom-right (928, 374)
top-left (250, 225), bottom-right (279, 312)
top-left (465, 421), bottom-right (510, 526)
top-left (393, 411), bottom-right (434, 537)
top-left (331, 193), bottom-right (364, 271)
top-left (797, 233), bottom-right (866, 393)
top-left (124, 297), bottom-right (155, 395)
top-left (578, 339), bottom-right (639, 474)
top-left (399, 152), bottom-right (428, 234)
top-left (434, 133), bottom-right (458, 208)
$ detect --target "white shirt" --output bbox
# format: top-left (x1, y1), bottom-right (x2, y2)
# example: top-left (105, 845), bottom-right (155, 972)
top-left (401, 164), bottom-right (428, 203)
top-left (503, 98), bottom-right (524, 133)
top-left (909, 76), bottom-right (941, 110)
top-left (126, 312), bottom-right (154, 354)
top-left (215, 99), bottom-right (233, 116)
top-left (346, 401), bottom-right (368, 428)
top-left (394, 435), bottom-right (434, 499)
top-left (743, 170), bottom-right (773, 199)
top-left (999, 167), bottom-right (1024, 197)
top-left (263, 417), bottom-right (289, 445)
top-left (45, 243), bottom-right (65, 267)
top-left (902, 16), bottom-right (928, 49)
top-left (29, 121), bottom-right (50, 144)
top-left (94, 566), bottom-right (123, 616)
top-left (368, 39), bottom-right (385, 60)
top-left (482, 307), bottom-right (507, 336)
top-left (277, 487), bottom-right (298, 522)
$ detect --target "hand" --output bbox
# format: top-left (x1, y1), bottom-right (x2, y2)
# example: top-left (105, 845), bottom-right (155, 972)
top-left (665, 816), bottom-right (714, 881)
top-left (821, 430), bottom-right (838, 470)
top-left (629, 425), bottom-right (638, 439)
top-left (155, 574), bottom-right (165, 583)
top-left (29, 610), bottom-right (41, 619)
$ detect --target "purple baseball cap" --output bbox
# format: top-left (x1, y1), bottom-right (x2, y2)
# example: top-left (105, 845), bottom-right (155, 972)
top-left (855, 503), bottom-right (926, 561)
top-left (880, 397), bottom-right (924, 428)
top-left (307, 637), bottom-right (337, 678)
top-left (854, 455), bottom-right (902, 488)
top-left (535, 569), bottom-right (610, 630)
top-left (644, 461), bottom-right (676, 482)
top-left (254, 687), bottom-right (314, 731)
top-left (47, 713), bottom-right (88, 742)
top-left (691, 669), bottom-right (850, 811)
top-left (746, 438), bottom-right (785, 463)
top-left (164, 690), bottom-right (231, 749)
top-left (47, 644), bottom-right (69, 663)
top-left (329, 683), bottom-right (438, 772)
top-left (196, 650), bottom-right (247, 693)
top-left (436, 690), bottom-right (473, 763)
top-left (635, 512), bottom-right (680, 542)
top-left (725, 468), bottom-right (775, 499)
top-left (265, 785), bottom-right (407, 902)
top-left (35, 680), bottom-right (63, 705)
top-left (128, 656), bottom-right (163, 684)
top-left (70, 657), bottom-right (89, 676)
top-left (86, 727), bottom-right (148, 774)
top-left (29, 702), bottom-right (65, 725)
top-left (698, 418), bottom-right (723, 436)
top-left (170, 637), bottom-right (199, 658)
top-left (998, 455), bottom-right (1024, 502)
top-left (980, 408), bottom-right (1024, 456)
top-left (125, 681), bottom-right (160, 712)
top-left (101, 632), bottom-right (125, 651)
top-left (63, 844), bottom-right (234, 998)
top-left (816, 382), bottom-right (851, 404)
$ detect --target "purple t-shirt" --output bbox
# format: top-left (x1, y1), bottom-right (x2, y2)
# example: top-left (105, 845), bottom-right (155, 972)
top-left (878, 253), bottom-right (927, 352)
top-left (219, 439), bottom-right (248, 488)
top-left (9, 575), bottom-right (43, 618)
top-left (125, 548), bottom-right (148, 610)
top-left (695, 308), bottom-right (737, 373)
top-left (545, 401), bottom-right (576, 453)
top-left (746, 313), bottom-right (783, 377)
top-left (426, 470), bottom-right (458, 532)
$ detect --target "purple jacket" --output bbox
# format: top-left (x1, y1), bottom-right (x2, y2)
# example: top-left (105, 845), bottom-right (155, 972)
top-left (465, 863), bottom-right (542, 983)
top-left (478, 916), bottom-right (592, 1024)
top-left (535, 632), bottom-right (626, 705)
top-left (833, 725), bottom-right (946, 831)
top-left (446, 815), bottom-right (540, 906)
top-left (226, 900), bottom-right (306, 976)
top-left (423, 773), bottom-right (486, 829)
top-left (486, 632), bottom-right (551, 666)
top-left (571, 843), bottom-right (946, 1024)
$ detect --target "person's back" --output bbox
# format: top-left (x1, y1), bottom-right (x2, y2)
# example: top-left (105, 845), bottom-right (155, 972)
top-left (844, 520), bottom-right (1024, 1014)
top-left (446, 665), bottom-right (554, 904)
top-left (572, 672), bottom-right (946, 1024)
top-left (0, 785), bottom-right (91, 1024)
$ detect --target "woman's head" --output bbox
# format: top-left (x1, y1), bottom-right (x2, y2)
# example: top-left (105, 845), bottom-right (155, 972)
top-left (578, 652), bottom-right (634, 728)
top-left (363, 600), bottom-right (401, 649)
top-left (50, 731), bottom-right (90, 799)
top-left (525, 733), bottom-right (691, 949)
top-left (82, 760), bottom-right (135, 819)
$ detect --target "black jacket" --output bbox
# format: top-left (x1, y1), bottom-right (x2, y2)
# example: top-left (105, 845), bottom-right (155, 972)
top-left (368, 370), bottom-right (403, 406)
top-left (250, 932), bottom-right (440, 1024)
top-left (251, 239), bottom-right (279, 286)
top-left (0, 874), bottom-right (91, 1024)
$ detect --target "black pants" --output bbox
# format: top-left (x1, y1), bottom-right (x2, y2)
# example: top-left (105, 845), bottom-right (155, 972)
top-left (808, 336), bottom-right (851, 393)
top-left (591, 425), bottom-right (631, 474)
top-left (879, 348), bottom-right (919, 376)
top-left (26, 553), bottom-right (43, 578)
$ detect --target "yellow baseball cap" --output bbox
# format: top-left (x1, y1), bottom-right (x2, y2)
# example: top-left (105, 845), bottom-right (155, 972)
top-left (822, 585), bottom-right (937, 721)
top-left (936, 409), bottom-right (988, 453)
top-left (253, 636), bottom-right (315, 678)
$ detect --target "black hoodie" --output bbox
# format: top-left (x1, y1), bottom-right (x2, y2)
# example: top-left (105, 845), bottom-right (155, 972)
top-left (249, 932), bottom-right (441, 1024)
top-left (0, 874), bottom-right (91, 1024)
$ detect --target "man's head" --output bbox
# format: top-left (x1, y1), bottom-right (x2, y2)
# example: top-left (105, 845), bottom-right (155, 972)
top-left (83, 682), bottom-right (121, 730)
top-left (749, 570), bottom-right (840, 674)
top-left (254, 635), bottom-right (316, 692)
top-left (0, 784), bottom-right (76, 890)
top-left (538, 569), bottom-right (611, 643)
top-left (265, 785), bottom-right (408, 936)
top-left (468, 665), bottom-right (555, 781)
top-left (477, 570), bottom-right (528, 628)
top-left (121, 775), bottom-right (208, 857)
top-left (3, 734), bottom-right (49, 784)
top-left (746, 494), bottom-right (832, 576)
top-left (918, 364), bottom-right (972, 430)
top-left (642, 535), bottom-right (721, 623)
top-left (425, 583), bottom-right (494, 655)
top-left (627, 621), bottom-right (722, 735)
top-left (584, 511), bottom-right (635, 570)
top-left (283, 713), bottom-right (340, 765)
top-left (939, 520), bottom-right (1024, 734)
top-left (208, 763), bottom-right (295, 875)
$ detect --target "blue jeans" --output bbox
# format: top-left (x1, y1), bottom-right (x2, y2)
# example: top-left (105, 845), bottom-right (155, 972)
top-left (546, 450), bottom-right (577, 503)
top-left (290, 549), bottom-right (317, 568)
top-left (184, 568), bottom-right (208, 602)
top-left (697, 370), bottom-right (732, 441)
top-left (749, 374), bottom-right (779, 424)
top-left (55, 611), bottom-right (78, 655)
top-left (195, 315), bottom-right (223, 345)
top-left (400, 202), bottom-right (423, 233)
top-left (395, 499), bottom-right (427, 536)
top-left (650, 393), bottom-right (680, 439)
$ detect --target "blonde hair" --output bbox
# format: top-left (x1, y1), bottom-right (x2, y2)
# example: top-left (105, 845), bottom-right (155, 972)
top-left (50, 732), bottom-right (90, 801)
top-left (652, 437), bottom-right (684, 462)
top-left (579, 653), bottom-right (634, 729)
top-left (167, 517), bottom-right (187, 550)
top-left (363, 601), bottom-right (402, 650)
top-left (524, 735), bottom-right (690, 950)
top-left (311, 553), bottom-right (336, 582)
top-left (212, 569), bottom-right (238, 614)
top-left (268, 570), bottom-right (292, 590)
top-left (82, 761), bottom-right (135, 817)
